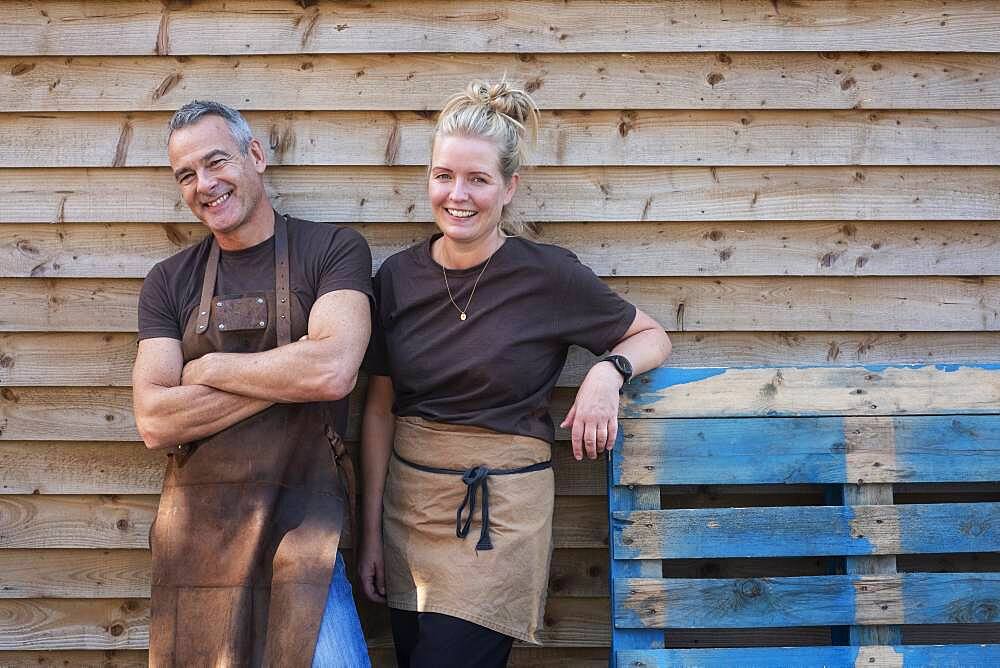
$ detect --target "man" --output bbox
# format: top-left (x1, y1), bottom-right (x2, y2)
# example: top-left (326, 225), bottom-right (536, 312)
top-left (133, 100), bottom-right (372, 666)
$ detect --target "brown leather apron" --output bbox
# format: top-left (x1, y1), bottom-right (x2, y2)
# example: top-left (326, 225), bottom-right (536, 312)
top-left (149, 215), bottom-right (351, 667)
top-left (383, 416), bottom-right (554, 643)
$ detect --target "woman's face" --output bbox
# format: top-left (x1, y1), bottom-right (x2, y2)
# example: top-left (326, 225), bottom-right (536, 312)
top-left (428, 134), bottom-right (518, 246)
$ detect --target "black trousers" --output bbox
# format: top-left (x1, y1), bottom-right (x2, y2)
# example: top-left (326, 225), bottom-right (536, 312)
top-left (390, 608), bottom-right (515, 668)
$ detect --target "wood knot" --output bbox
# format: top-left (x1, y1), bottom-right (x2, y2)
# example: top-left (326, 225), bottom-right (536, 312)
top-left (116, 519), bottom-right (130, 531)
top-left (706, 72), bottom-right (725, 86)
top-left (10, 63), bottom-right (35, 77)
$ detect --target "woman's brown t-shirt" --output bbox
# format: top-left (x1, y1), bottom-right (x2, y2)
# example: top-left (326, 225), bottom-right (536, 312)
top-left (365, 235), bottom-right (635, 443)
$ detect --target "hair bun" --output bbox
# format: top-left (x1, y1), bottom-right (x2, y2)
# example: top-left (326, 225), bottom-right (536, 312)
top-left (468, 80), bottom-right (534, 125)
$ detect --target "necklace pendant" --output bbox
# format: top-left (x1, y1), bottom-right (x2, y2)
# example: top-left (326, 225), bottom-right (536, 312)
top-left (460, 312), bottom-right (467, 321)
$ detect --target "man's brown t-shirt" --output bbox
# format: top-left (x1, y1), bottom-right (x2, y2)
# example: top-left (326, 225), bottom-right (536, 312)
top-left (365, 235), bottom-right (636, 443)
top-left (138, 215), bottom-right (374, 434)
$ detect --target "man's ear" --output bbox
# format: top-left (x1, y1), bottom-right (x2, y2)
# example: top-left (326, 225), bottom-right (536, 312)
top-left (249, 138), bottom-right (268, 174)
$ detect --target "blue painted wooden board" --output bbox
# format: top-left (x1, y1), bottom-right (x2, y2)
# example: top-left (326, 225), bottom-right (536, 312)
top-left (621, 364), bottom-right (1000, 418)
top-left (615, 644), bottom-right (1000, 668)
top-left (608, 429), bottom-right (664, 656)
top-left (612, 502), bottom-right (1000, 559)
top-left (613, 573), bottom-right (1000, 629)
top-left (613, 415), bottom-right (1000, 485)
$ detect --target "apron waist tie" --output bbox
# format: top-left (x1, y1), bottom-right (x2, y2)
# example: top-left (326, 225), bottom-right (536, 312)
top-left (392, 451), bottom-right (552, 551)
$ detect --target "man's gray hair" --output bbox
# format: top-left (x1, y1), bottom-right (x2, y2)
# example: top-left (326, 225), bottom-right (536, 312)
top-left (168, 100), bottom-right (254, 154)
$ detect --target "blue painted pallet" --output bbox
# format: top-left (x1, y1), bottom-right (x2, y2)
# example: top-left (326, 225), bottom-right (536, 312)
top-left (613, 572), bottom-right (1000, 629)
top-left (612, 501), bottom-right (1000, 559)
top-left (615, 415), bottom-right (1000, 485)
top-left (615, 644), bottom-right (1000, 668)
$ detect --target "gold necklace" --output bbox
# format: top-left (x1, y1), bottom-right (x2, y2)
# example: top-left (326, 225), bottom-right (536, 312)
top-left (440, 240), bottom-right (499, 321)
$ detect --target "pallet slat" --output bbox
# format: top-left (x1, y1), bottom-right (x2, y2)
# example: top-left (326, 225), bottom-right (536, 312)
top-left (614, 573), bottom-right (1000, 628)
top-left (613, 502), bottom-right (1000, 559)
top-left (621, 365), bottom-right (1000, 417)
top-left (616, 645), bottom-right (1000, 668)
top-left (615, 415), bottom-right (1000, 486)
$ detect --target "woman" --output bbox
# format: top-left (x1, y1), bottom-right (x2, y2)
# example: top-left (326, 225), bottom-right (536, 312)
top-left (358, 81), bottom-right (672, 667)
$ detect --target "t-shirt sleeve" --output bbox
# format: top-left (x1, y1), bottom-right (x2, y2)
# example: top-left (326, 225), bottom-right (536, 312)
top-left (556, 250), bottom-right (637, 355)
top-left (362, 267), bottom-right (391, 376)
top-left (137, 262), bottom-right (183, 341)
top-left (316, 226), bottom-right (375, 301)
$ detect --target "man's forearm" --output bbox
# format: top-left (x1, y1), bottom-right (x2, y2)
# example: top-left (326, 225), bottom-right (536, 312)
top-left (135, 383), bottom-right (272, 450)
top-left (184, 339), bottom-right (359, 404)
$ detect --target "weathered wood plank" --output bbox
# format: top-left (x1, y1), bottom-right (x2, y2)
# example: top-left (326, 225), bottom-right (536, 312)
top-left (0, 442), bottom-right (160, 494)
top-left (616, 645), bottom-right (1000, 668)
top-left (614, 415), bottom-right (1000, 486)
top-left (0, 495), bottom-right (156, 549)
top-left (609, 437), bottom-right (664, 653)
top-left (6, 276), bottom-right (999, 333)
top-left (0, 549), bottom-right (149, 599)
top-left (0, 494), bottom-right (606, 549)
top-left (613, 502), bottom-right (1000, 559)
top-left (0, 598), bottom-right (147, 650)
top-left (0, 437), bottom-right (603, 495)
top-left (7, 1), bottom-right (1000, 54)
top-left (615, 573), bottom-right (1000, 628)
top-left (0, 596), bottom-right (606, 649)
top-left (0, 387), bottom-right (139, 441)
top-left (7, 220), bottom-right (1000, 278)
top-left (622, 365), bottom-right (1000, 417)
top-left (0, 651), bottom-right (148, 668)
top-left (844, 482), bottom-right (901, 645)
top-left (4, 166), bottom-right (999, 224)
top-left (0, 332), bottom-right (137, 387)
top-left (0, 547), bottom-right (602, 599)
top-left (6, 110), bottom-right (1000, 168)
top-left (10, 331), bottom-right (1000, 387)
top-left (3, 53), bottom-right (1000, 112)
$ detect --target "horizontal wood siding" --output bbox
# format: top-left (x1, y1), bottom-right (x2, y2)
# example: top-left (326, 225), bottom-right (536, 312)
top-left (2, 0), bottom-right (998, 664)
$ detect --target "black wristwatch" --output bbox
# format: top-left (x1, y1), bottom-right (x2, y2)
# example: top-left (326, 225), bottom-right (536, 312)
top-left (601, 354), bottom-right (633, 385)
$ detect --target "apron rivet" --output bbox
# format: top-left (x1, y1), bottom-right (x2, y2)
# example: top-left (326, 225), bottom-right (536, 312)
top-left (218, 323), bottom-right (226, 330)
top-left (259, 321), bottom-right (266, 327)
top-left (280, 298), bottom-right (286, 303)
top-left (200, 311), bottom-right (207, 316)
top-left (216, 301), bottom-right (223, 308)
top-left (280, 315), bottom-right (286, 319)
top-left (256, 297), bottom-right (264, 304)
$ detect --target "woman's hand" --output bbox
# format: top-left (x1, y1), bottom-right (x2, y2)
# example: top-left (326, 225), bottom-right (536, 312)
top-left (357, 534), bottom-right (387, 603)
top-left (560, 361), bottom-right (624, 460)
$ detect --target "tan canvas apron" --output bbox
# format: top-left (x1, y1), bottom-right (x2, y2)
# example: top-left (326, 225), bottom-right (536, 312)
top-left (149, 215), bottom-right (352, 667)
top-left (383, 416), bottom-right (554, 643)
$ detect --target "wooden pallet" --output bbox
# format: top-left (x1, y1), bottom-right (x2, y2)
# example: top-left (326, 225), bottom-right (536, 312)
top-left (609, 364), bottom-right (1000, 667)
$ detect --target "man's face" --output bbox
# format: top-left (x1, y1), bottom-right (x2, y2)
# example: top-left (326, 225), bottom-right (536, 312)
top-left (167, 115), bottom-right (267, 236)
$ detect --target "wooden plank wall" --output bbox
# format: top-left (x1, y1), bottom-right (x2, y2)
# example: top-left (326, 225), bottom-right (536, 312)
top-left (1, 1), bottom-right (999, 665)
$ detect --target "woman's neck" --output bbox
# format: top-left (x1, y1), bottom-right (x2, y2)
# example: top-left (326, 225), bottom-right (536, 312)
top-left (434, 232), bottom-right (504, 270)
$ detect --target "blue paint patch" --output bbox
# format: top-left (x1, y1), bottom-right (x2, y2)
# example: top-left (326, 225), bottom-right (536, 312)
top-left (901, 573), bottom-right (1000, 625)
top-left (615, 645), bottom-right (1000, 667)
top-left (894, 416), bottom-right (1000, 483)
top-left (898, 502), bottom-right (1000, 555)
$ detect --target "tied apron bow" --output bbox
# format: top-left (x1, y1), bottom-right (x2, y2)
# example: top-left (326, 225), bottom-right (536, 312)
top-left (392, 451), bottom-right (552, 551)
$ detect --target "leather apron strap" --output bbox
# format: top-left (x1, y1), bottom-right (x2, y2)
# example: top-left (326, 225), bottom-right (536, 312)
top-left (194, 212), bottom-right (292, 346)
top-left (274, 214), bottom-right (291, 347)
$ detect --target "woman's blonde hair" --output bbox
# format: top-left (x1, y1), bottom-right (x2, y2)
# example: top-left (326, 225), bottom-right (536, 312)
top-left (434, 80), bottom-right (540, 236)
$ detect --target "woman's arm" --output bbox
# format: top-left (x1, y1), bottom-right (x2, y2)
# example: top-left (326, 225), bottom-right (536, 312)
top-left (561, 308), bottom-right (671, 460)
top-left (357, 373), bottom-right (396, 603)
